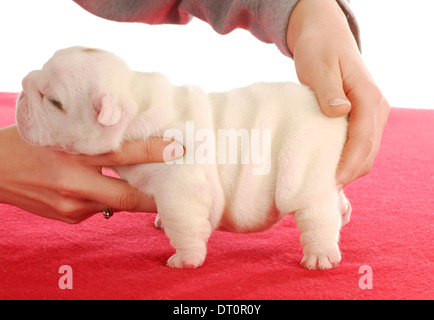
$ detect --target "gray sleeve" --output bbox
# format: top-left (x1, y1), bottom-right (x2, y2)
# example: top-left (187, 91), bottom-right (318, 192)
top-left (73, 0), bottom-right (360, 58)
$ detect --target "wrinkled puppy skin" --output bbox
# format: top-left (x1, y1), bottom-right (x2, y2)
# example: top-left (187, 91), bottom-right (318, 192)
top-left (16, 46), bottom-right (350, 270)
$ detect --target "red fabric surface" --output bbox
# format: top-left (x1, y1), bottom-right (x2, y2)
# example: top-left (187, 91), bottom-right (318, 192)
top-left (0, 92), bottom-right (433, 300)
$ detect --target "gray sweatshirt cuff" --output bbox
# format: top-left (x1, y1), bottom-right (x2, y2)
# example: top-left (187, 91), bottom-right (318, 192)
top-left (73, 0), bottom-right (360, 58)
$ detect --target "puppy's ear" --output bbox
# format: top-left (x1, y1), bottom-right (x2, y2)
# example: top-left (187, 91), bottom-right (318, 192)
top-left (96, 94), bottom-right (121, 126)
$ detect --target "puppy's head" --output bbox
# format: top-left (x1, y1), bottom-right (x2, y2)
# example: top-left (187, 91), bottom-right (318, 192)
top-left (16, 46), bottom-right (136, 154)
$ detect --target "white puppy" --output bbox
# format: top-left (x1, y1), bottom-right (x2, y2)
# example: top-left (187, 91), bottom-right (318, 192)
top-left (16, 47), bottom-right (351, 270)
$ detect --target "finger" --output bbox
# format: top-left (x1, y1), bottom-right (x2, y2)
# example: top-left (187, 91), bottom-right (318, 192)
top-left (295, 51), bottom-right (351, 119)
top-left (336, 101), bottom-right (376, 187)
top-left (78, 173), bottom-right (157, 213)
top-left (309, 62), bottom-right (351, 118)
top-left (80, 137), bottom-right (184, 167)
top-left (336, 83), bottom-right (389, 187)
top-left (336, 134), bottom-right (377, 188)
top-left (52, 199), bottom-right (102, 224)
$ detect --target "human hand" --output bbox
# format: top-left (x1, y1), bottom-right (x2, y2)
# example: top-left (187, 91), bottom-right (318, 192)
top-left (287, 0), bottom-right (390, 188)
top-left (0, 125), bottom-right (183, 223)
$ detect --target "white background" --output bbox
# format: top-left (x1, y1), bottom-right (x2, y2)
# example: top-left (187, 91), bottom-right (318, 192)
top-left (0, 0), bottom-right (433, 109)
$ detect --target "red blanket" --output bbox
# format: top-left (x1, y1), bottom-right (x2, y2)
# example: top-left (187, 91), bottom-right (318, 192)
top-left (0, 92), bottom-right (433, 300)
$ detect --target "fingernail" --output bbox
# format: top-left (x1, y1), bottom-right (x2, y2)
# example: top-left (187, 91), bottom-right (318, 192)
top-left (163, 141), bottom-right (184, 162)
top-left (328, 98), bottom-right (351, 107)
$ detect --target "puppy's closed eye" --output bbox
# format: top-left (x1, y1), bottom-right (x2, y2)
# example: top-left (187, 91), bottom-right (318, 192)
top-left (48, 97), bottom-right (65, 112)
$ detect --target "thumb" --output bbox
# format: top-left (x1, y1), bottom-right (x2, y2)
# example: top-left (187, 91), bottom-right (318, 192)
top-left (308, 66), bottom-right (351, 118)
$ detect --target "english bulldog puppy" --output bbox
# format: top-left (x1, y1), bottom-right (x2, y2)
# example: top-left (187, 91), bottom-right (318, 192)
top-left (16, 46), bottom-right (351, 270)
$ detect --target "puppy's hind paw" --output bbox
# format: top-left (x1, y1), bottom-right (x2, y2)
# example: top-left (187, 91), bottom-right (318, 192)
top-left (166, 249), bottom-right (206, 269)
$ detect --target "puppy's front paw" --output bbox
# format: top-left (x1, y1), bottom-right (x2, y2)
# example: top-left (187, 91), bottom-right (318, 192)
top-left (338, 191), bottom-right (352, 227)
top-left (166, 248), bottom-right (206, 269)
top-left (154, 214), bottom-right (164, 230)
top-left (300, 243), bottom-right (341, 271)
top-left (341, 200), bottom-right (352, 227)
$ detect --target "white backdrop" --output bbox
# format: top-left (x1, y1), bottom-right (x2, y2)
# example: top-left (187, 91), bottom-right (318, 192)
top-left (1, 0), bottom-right (433, 109)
